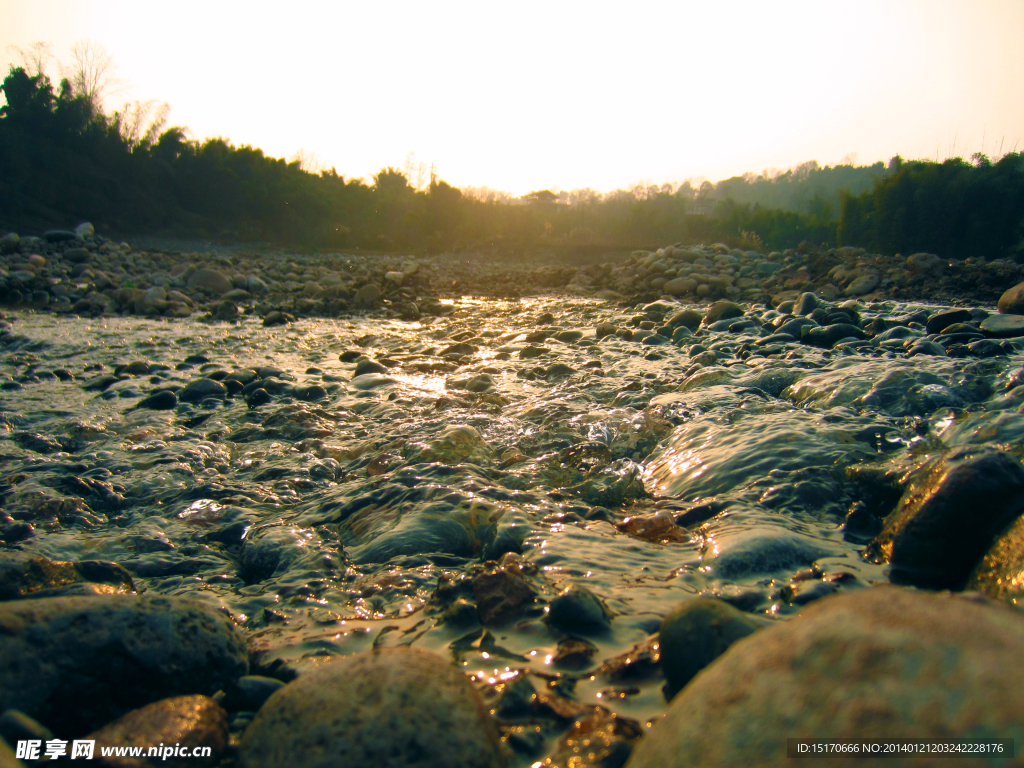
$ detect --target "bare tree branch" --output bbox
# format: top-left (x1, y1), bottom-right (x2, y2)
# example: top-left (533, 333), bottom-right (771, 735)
top-left (7, 41), bottom-right (56, 77)
top-left (62, 39), bottom-right (127, 114)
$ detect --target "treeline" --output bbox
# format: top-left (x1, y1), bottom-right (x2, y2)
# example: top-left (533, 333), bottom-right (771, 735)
top-left (710, 160), bottom-right (887, 220)
top-left (838, 154), bottom-right (1024, 260)
top-left (2, 64), bottom-right (1022, 260)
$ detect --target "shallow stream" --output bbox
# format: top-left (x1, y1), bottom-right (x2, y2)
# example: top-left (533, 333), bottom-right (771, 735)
top-left (2, 295), bottom-right (1023, 764)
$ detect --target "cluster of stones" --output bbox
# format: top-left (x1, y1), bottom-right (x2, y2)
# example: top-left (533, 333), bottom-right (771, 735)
top-left (4, 227), bottom-right (1024, 322)
top-left (593, 292), bottom-right (1024, 365)
top-left (0, 584), bottom-right (506, 767)
top-left (575, 242), bottom-right (1024, 307)
top-left (0, 224), bottom-right (450, 323)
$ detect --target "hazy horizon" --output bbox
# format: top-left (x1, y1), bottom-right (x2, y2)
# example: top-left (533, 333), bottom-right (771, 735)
top-left (2, 0), bottom-right (1022, 196)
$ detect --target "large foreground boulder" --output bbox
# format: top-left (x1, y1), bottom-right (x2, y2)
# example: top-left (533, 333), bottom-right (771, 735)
top-left (0, 595), bottom-right (248, 735)
top-left (238, 647), bottom-right (503, 768)
top-left (627, 586), bottom-right (1024, 768)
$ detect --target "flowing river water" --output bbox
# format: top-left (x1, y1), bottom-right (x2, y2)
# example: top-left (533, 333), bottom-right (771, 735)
top-left (2, 293), bottom-right (1023, 765)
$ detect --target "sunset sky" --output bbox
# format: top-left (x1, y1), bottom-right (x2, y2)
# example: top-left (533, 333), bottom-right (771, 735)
top-left (2, 0), bottom-right (1021, 195)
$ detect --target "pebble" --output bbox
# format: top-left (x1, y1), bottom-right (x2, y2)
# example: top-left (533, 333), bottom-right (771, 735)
top-left (85, 695), bottom-right (227, 768)
top-left (136, 389), bottom-right (178, 410)
top-left (968, 511), bottom-right (1024, 603)
top-left (981, 313), bottom-right (1024, 337)
top-left (546, 584), bottom-right (611, 634)
top-left (0, 552), bottom-right (134, 599)
top-left (238, 648), bottom-right (504, 768)
top-left (0, 595), bottom-right (248, 735)
top-left (628, 586), bottom-right (1024, 768)
top-left (179, 378), bottom-right (228, 402)
top-left (473, 564), bottom-right (537, 625)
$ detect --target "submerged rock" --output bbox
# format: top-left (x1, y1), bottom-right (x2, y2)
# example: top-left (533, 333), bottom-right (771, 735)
top-left (238, 648), bottom-right (503, 768)
top-left (546, 584), bottom-right (611, 634)
top-left (659, 598), bottom-right (764, 699)
top-left (0, 553), bottom-right (134, 599)
top-left (0, 595), bottom-right (248, 735)
top-left (628, 586), bottom-right (1024, 768)
top-left (415, 424), bottom-right (496, 465)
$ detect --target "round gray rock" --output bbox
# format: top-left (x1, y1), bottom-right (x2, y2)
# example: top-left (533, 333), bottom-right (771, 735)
top-left (238, 647), bottom-right (503, 768)
top-left (0, 595), bottom-right (248, 735)
top-left (627, 586), bottom-right (1024, 768)
top-left (187, 268), bottom-right (233, 295)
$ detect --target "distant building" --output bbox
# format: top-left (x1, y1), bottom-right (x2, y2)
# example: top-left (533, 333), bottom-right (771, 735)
top-left (685, 201), bottom-right (715, 216)
top-left (518, 189), bottom-right (561, 205)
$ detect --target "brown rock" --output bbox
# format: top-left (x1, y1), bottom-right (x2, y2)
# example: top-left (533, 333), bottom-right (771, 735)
top-left (998, 281), bottom-right (1024, 315)
top-left (87, 696), bottom-right (227, 768)
top-left (967, 513), bottom-right (1024, 603)
top-left (702, 300), bottom-right (743, 326)
top-left (473, 565), bottom-right (536, 625)
top-left (628, 586), bottom-right (1024, 768)
top-left (238, 648), bottom-right (503, 768)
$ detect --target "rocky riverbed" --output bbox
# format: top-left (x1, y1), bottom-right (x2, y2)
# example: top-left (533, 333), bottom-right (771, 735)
top-left (3, 224), bottom-right (1024, 767)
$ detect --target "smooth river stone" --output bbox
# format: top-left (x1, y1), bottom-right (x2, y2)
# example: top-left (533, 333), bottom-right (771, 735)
top-left (85, 695), bottom-right (227, 768)
top-left (867, 448), bottom-right (1024, 589)
top-left (997, 281), bottom-right (1024, 315)
top-left (967, 512), bottom-right (1024, 603)
top-left (0, 595), bottom-right (248, 735)
top-left (186, 268), bottom-right (233, 295)
top-left (238, 648), bottom-right (503, 768)
top-left (982, 313), bottom-right (1024, 337)
top-left (627, 586), bottom-right (1024, 768)
top-left (659, 598), bottom-right (763, 699)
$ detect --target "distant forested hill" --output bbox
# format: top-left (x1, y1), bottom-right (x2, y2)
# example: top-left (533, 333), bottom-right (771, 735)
top-left (2, 65), bottom-right (1021, 260)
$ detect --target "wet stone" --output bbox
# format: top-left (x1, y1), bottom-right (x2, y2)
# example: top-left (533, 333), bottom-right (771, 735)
top-left (238, 647), bottom-right (503, 768)
top-left (179, 378), bottom-right (227, 402)
top-left (981, 313), bottom-right (1024, 337)
top-left (353, 359), bottom-right (389, 377)
top-left (546, 584), bottom-right (611, 635)
top-left (702, 301), bottom-right (743, 326)
top-left (659, 598), bottom-right (764, 700)
top-left (0, 553), bottom-right (133, 600)
top-left (136, 389), bottom-right (177, 410)
top-left (628, 586), bottom-right (1024, 768)
top-left (294, 384), bottom-right (328, 401)
top-left (85, 695), bottom-right (227, 768)
top-left (0, 594), bottom-right (248, 735)
top-left (868, 449), bottom-right (1024, 590)
top-left (473, 565), bottom-right (537, 625)
top-left (801, 323), bottom-right (866, 348)
top-left (926, 307), bottom-right (973, 334)
top-left (221, 676), bottom-right (285, 712)
top-left (998, 281), bottom-right (1024, 315)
